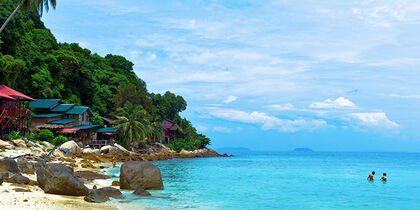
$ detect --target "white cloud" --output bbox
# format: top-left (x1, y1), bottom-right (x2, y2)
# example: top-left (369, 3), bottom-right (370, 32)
top-left (214, 126), bottom-right (233, 133)
top-left (350, 112), bottom-right (398, 128)
top-left (223, 96), bottom-right (238, 103)
top-left (208, 108), bottom-right (327, 132)
top-left (310, 97), bottom-right (356, 109)
top-left (265, 103), bottom-right (295, 111)
top-left (196, 125), bottom-right (208, 132)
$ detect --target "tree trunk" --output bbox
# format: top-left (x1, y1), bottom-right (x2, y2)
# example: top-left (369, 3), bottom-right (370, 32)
top-left (0, 0), bottom-right (25, 34)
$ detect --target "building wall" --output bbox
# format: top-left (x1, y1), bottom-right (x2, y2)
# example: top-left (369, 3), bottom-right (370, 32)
top-left (32, 116), bottom-right (63, 127)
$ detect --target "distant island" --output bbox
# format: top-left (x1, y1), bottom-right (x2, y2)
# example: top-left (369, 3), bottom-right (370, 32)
top-left (293, 148), bottom-right (313, 152)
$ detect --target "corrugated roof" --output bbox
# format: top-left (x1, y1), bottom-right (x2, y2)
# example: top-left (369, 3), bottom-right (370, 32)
top-left (48, 118), bottom-right (78, 125)
top-left (33, 113), bottom-right (64, 118)
top-left (70, 125), bottom-right (100, 130)
top-left (66, 106), bottom-right (89, 114)
top-left (29, 99), bottom-right (61, 109)
top-left (50, 104), bottom-right (74, 112)
top-left (0, 85), bottom-right (35, 101)
top-left (96, 127), bottom-right (118, 133)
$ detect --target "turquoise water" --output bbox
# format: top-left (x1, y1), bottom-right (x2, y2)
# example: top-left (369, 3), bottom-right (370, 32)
top-left (106, 152), bottom-right (420, 209)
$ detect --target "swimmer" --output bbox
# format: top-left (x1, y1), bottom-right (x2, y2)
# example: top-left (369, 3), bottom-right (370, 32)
top-left (367, 171), bottom-right (375, 181)
top-left (380, 173), bottom-right (388, 182)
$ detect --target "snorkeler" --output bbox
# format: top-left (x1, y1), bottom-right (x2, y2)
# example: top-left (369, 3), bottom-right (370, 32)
top-left (380, 173), bottom-right (388, 181)
top-left (367, 171), bottom-right (375, 181)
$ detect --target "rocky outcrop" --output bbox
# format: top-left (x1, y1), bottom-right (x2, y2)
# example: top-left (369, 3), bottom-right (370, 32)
top-left (16, 158), bottom-right (36, 174)
top-left (111, 180), bottom-right (120, 186)
top-left (74, 171), bottom-right (110, 180)
top-left (8, 174), bottom-right (30, 184)
top-left (11, 139), bottom-right (26, 148)
top-left (82, 148), bottom-right (100, 155)
top-left (36, 163), bottom-right (89, 196)
top-left (133, 189), bottom-right (152, 196)
top-left (84, 189), bottom-right (110, 203)
top-left (101, 144), bottom-right (129, 156)
top-left (0, 159), bottom-right (20, 174)
top-left (59, 141), bottom-right (82, 156)
top-left (0, 140), bottom-right (14, 150)
top-left (120, 161), bottom-right (163, 190)
top-left (98, 187), bottom-right (125, 199)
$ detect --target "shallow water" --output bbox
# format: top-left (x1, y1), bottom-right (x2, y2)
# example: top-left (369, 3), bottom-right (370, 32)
top-left (106, 152), bottom-right (420, 209)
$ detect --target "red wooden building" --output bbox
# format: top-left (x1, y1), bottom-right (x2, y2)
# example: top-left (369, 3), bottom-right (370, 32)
top-left (0, 85), bottom-right (35, 138)
top-left (162, 119), bottom-right (178, 143)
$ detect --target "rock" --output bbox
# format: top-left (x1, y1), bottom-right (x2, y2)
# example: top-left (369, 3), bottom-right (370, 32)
top-left (0, 159), bottom-right (20, 173)
top-left (120, 161), bottom-right (163, 190)
top-left (0, 140), bottom-right (14, 150)
top-left (133, 189), bottom-right (152, 196)
top-left (33, 160), bottom-right (46, 172)
top-left (98, 187), bottom-right (125, 199)
top-left (28, 180), bottom-right (38, 186)
top-left (0, 178), bottom-right (3, 185)
top-left (59, 141), bottom-right (82, 156)
top-left (14, 188), bottom-right (31, 192)
top-left (114, 143), bottom-right (128, 153)
top-left (82, 148), bottom-right (100, 155)
top-left (100, 145), bottom-right (112, 154)
top-left (74, 171), bottom-right (110, 180)
top-left (84, 189), bottom-right (110, 203)
top-left (16, 158), bottom-right (36, 174)
top-left (23, 199), bottom-right (28, 202)
top-left (8, 174), bottom-right (30, 184)
top-left (101, 144), bottom-right (129, 156)
top-left (111, 181), bottom-right (120, 186)
top-left (0, 172), bottom-right (9, 181)
top-left (36, 163), bottom-right (89, 196)
top-left (11, 139), bottom-right (26, 148)
top-left (93, 185), bottom-right (97, 189)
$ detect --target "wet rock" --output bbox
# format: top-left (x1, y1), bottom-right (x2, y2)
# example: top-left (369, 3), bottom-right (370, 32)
top-left (120, 161), bottom-right (163, 190)
top-left (133, 189), bottom-right (152, 196)
top-left (98, 187), bottom-right (125, 199)
top-left (8, 174), bottom-right (30, 184)
top-left (59, 141), bottom-right (82, 156)
top-left (0, 159), bottom-right (20, 173)
top-left (36, 163), bottom-right (89, 196)
top-left (84, 189), bottom-right (110, 203)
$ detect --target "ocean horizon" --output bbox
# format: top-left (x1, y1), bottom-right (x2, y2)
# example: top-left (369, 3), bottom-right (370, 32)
top-left (105, 151), bottom-right (420, 209)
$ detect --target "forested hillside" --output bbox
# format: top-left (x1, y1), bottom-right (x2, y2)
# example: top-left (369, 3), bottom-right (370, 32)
top-left (0, 0), bottom-right (210, 150)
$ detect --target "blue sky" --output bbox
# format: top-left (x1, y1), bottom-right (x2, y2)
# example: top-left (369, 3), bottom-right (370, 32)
top-left (42, 0), bottom-right (420, 152)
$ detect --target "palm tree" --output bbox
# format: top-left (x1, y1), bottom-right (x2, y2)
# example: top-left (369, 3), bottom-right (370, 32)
top-left (0, 0), bottom-right (57, 34)
top-left (114, 103), bottom-right (151, 147)
top-left (148, 120), bottom-right (163, 143)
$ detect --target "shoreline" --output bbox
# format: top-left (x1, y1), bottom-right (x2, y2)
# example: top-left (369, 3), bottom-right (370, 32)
top-left (0, 139), bottom-right (228, 209)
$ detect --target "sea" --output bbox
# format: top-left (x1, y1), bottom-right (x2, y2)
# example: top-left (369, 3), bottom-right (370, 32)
top-left (104, 151), bottom-right (420, 209)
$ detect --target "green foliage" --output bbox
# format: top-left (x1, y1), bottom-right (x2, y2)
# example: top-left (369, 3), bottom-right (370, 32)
top-left (36, 129), bottom-right (54, 142)
top-left (46, 148), bottom-right (52, 152)
top-left (0, 148), bottom-right (5, 152)
top-left (6, 131), bottom-right (21, 140)
top-left (26, 132), bottom-right (36, 141)
top-left (91, 111), bottom-right (104, 126)
top-left (165, 138), bottom-right (196, 153)
top-left (52, 135), bottom-right (67, 146)
top-left (115, 103), bottom-right (151, 147)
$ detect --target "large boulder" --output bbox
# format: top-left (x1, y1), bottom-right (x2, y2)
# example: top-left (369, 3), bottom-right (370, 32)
top-left (8, 174), bottom-right (30, 184)
top-left (100, 145), bottom-right (112, 154)
top-left (101, 144), bottom-right (129, 156)
top-left (0, 159), bottom-right (20, 173)
top-left (59, 141), bottom-right (82, 156)
top-left (0, 140), bottom-right (14, 150)
top-left (82, 148), bottom-right (100, 155)
top-left (98, 187), bottom-right (125, 199)
top-left (120, 161), bottom-right (163, 190)
top-left (84, 189), bottom-right (110, 203)
top-left (16, 158), bottom-right (36, 174)
top-left (114, 143), bottom-right (128, 153)
top-left (36, 163), bottom-right (89, 196)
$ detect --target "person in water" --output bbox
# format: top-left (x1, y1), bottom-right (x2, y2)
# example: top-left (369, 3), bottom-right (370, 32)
top-left (380, 173), bottom-right (388, 182)
top-left (367, 171), bottom-right (375, 181)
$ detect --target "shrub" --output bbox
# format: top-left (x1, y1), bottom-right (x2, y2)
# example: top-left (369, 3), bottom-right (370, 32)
top-left (26, 132), bottom-right (37, 141)
top-left (46, 148), bottom-right (52, 152)
top-left (36, 129), bottom-right (54, 142)
top-left (52, 135), bottom-right (67, 146)
top-left (0, 148), bottom-right (5, 152)
top-left (165, 138), bottom-right (196, 153)
top-left (6, 131), bottom-right (22, 140)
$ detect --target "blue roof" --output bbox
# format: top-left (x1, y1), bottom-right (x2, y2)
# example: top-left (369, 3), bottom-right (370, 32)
top-left (48, 118), bottom-right (78, 125)
top-left (33, 113), bottom-right (64, 118)
top-left (96, 127), bottom-right (118, 133)
top-left (50, 104), bottom-right (74, 112)
top-left (66, 106), bottom-right (90, 115)
top-left (70, 125), bottom-right (100, 130)
top-left (29, 99), bottom-right (61, 109)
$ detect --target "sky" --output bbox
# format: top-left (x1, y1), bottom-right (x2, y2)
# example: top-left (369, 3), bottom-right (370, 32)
top-left (42, 0), bottom-right (420, 152)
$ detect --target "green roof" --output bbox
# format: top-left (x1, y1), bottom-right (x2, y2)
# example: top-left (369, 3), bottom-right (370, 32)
top-left (96, 127), bottom-right (118, 133)
top-left (33, 113), bottom-right (64, 118)
top-left (70, 125), bottom-right (100, 130)
top-left (29, 99), bottom-right (61, 109)
top-left (50, 104), bottom-right (74, 112)
top-left (48, 118), bottom-right (78, 125)
top-left (66, 106), bottom-right (89, 115)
